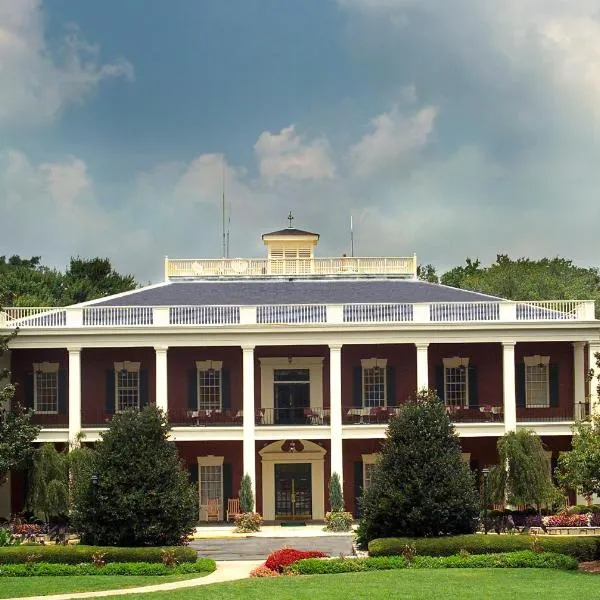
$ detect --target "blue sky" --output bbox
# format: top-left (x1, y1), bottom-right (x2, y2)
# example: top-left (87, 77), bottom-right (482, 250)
top-left (2, 0), bottom-right (600, 282)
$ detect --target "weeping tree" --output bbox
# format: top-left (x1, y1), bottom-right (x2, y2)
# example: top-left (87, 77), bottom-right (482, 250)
top-left (28, 444), bottom-right (69, 523)
top-left (488, 430), bottom-right (560, 513)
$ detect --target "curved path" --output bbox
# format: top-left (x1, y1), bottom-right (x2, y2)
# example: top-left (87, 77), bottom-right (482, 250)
top-left (6, 560), bottom-right (263, 600)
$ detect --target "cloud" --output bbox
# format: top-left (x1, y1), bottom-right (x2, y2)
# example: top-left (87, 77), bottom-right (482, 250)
top-left (349, 105), bottom-right (437, 177)
top-left (254, 125), bottom-right (335, 184)
top-left (0, 0), bottom-right (133, 127)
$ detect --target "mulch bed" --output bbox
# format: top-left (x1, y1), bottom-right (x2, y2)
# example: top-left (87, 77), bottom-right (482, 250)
top-left (578, 561), bottom-right (600, 573)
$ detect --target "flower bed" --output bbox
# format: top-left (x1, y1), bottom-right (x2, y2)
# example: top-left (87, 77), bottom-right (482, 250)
top-left (250, 548), bottom-right (328, 576)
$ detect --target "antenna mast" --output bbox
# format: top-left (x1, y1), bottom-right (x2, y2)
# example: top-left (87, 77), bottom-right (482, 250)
top-left (350, 214), bottom-right (354, 257)
top-left (221, 158), bottom-right (226, 258)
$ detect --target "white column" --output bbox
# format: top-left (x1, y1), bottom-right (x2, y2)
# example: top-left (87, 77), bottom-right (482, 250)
top-left (502, 342), bottom-right (516, 432)
top-left (68, 347), bottom-right (82, 446)
top-left (329, 344), bottom-right (343, 490)
top-left (588, 342), bottom-right (600, 416)
top-left (155, 346), bottom-right (168, 414)
top-left (573, 342), bottom-right (586, 420)
top-left (242, 345), bottom-right (256, 508)
top-left (415, 343), bottom-right (429, 390)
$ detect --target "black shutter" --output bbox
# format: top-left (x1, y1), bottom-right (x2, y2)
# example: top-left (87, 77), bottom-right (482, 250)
top-left (24, 371), bottom-right (34, 409)
top-left (188, 463), bottom-right (198, 485)
top-left (435, 365), bottom-right (445, 402)
top-left (223, 463), bottom-right (232, 518)
top-left (354, 461), bottom-right (364, 518)
top-left (468, 365), bottom-right (479, 409)
top-left (549, 364), bottom-right (559, 408)
top-left (386, 366), bottom-right (396, 406)
top-left (106, 370), bottom-right (115, 414)
top-left (221, 369), bottom-right (231, 410)
top-left (58, 369), bottom-right (68, 414)
top-left (353, 367), bottom-right (363, 407)
top-left (139, 369), bottom-right (149, 408)
top-left (188, 369), bottom-right (198, 410)
top-left (516, 363), bottom-right (526, 408)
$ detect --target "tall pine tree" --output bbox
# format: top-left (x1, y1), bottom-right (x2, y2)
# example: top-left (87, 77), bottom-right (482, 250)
top-left (358, 390), bottom-right (478, 542)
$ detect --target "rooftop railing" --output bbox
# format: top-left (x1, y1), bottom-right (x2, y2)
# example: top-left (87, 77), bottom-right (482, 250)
top-left (1, 300), bottom-right (595, 329)
top-left (165, 256), bottom-right (418, 279)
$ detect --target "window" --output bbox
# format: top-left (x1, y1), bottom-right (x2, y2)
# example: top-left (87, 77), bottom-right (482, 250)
top-left (33, 362), bottom-right (59, 414)
top-left (114, 361), bottom-right (140, 412)
top-left (362, 358), bottom-right (387, 408)
top-left (443, 357), bottom-right (469, 407)
top-left (196, 361), bottom-right (223, 411)
top-left (197, 457), bottom-right (224, 519)
top-left (362, 454), bottom-right (379, 490)
top-left (524, 355), bottom-right (550, 408)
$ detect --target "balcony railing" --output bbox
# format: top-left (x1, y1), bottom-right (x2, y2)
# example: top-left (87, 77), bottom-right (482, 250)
top-left (516, 403), bottom-right (588, 423)
top-left (30, 413), bottom-right (69, 428)
top-left (1, 299), bottom-right (594, 329)
top-left (168, 408), bottom-right (243, 426)
top-left (166, 256), bottom-right (418, 279)
top-left (256, 407), bottom-right (330, 426)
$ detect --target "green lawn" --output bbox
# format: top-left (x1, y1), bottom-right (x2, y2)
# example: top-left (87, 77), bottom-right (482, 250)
top-left (0, 574), bottom-right (201, 598)
top-left (102, 569), bottom-right (599, 600)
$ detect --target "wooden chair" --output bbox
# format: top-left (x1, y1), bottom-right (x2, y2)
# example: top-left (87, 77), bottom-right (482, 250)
top-left (206, 498), bottom-right (220, 522)
top-left (227, 498), bottom-right (241, 522)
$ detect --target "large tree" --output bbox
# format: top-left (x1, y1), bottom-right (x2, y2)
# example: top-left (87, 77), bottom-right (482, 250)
top-left (71, 406), bottom-right (197, 546)
top-left (357, 390), bottom-right (478, 542)
top-left (487, 430), bottom-right (559, 512)
top-left (0, 255), bottom-right (137, 307)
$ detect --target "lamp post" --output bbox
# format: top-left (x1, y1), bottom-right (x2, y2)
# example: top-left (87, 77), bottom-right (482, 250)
top-left (481, 467), bottom-right (490, 535)
top-left (91, 474), bottom-right (99, 546)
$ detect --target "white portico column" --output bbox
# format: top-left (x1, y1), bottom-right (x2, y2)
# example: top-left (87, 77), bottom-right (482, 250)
top-left (415, 343), bottom-right (429, 391)
top-left (154, 346), bottom-right (169, 414)
top-left (588, 342), bottom-right (600, 416)
top-left (68, 347), bottom-right (82, 446)
top-left (329, 344), bottom-right (343, 489)
top-left (502, 342), bottom-right (517, 432)
top-left (242, 345), bottom-right (256, 508)
top-left (573, 342), bottom-right (586, 420)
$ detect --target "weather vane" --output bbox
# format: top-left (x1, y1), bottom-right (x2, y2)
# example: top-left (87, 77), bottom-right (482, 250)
top-left (287, 211), bottom-right (294, 228)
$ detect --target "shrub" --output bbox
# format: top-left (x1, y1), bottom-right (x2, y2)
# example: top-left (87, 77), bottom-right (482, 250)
top-left (71, 406), bottom-right (197, 546)
top-left (239, 474), bottom-right (254, 514)
top-left (564, 504), bottom-right (600, 515)
top-left (0, 545), bottom-right (197, 564)
top-left (329, 473), bottom-right (344, 513)
top-left (264, 548), bottom-right (328, 572)
top-left (250, 565), bottom-right (280, 577)
top-left (235, 512), bottom-right (262, 533)
top-left (368, 534), bottom-right (600, 562)
top-left (544, 514), bottom-right (590, 527)
top-left (0, 528), bottom-right (19, 547)
top-left (358, 390), bottom-right (478, 543)
top-left (324, 511), bottom-right (353, 532)
top-left (290, 552), bottom-right (578, 575)
top-left (0, 559), bottom-right (216, 577)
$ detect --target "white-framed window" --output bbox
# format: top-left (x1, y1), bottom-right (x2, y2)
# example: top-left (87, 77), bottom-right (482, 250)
top-left (197, 456), bottom-right (224, 520)
top-left (524, 355), bottom-right (550, 408)
top-left (443, 357), bottom-right (469, 407)
top-left (33, 362), bottom-right (59, 414)
top-left (362, 454), bottom-right (379, 490)
top-left (196, 361), bottom-right (223, 411)
top-left (114, 361), bottom-right (140, 412)
top-left (361, 358), bottom-right (387, 408)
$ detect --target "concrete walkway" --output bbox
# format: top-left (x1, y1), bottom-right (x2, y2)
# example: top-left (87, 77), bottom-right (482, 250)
top-left (6, 560), bottom-right (262, 600)
top-left (193, 523), bottom-right (357, 539)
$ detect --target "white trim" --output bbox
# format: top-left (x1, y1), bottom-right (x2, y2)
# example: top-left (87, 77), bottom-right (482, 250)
top-left (524, 355), bottom-right (550, 408)
top-left (523, 355), bottom-right (550, 367)
top-left (33, 361), bottom-right (60, 373)
top-left (195, 361), bottom-right (223, 411)
top-left (442, 357), bottom-right (470, 407)
top-left (114, 362), bottom-right (141, 412)
top-left (361, 359), bottom-right (387, 408)
top-left (196, 456), bottom-right (224, 521)
top-left (442, 356), bottom-right (470, 369)
top-left (197, 455), bottom-right (225, 467)
top-left (113, 361), bottom-right (141, 373)
top-left (360, 358), bottom-right (388, 369)
top-left (33, 362), bottom-right (59, 414)
top-left (362, 453), bottom-right (380, 491)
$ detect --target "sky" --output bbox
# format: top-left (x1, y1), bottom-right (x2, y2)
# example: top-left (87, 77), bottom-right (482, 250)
top-left (1, 0), bottom-right (600, 283)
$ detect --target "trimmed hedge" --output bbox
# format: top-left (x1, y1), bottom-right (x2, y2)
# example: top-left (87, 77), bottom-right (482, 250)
top-left (0, 559), bottom-right (216, 577)
top-left (0, 545), bottom-right (197, 565)
top-left (368, 535), bottom-right (600, 562)
top-left (290, 552), bottom-right (578, 575)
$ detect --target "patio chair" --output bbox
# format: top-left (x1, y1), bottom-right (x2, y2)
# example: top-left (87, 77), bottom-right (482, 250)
top-left (227, 498), bottom-right (241, 522)
top-left (206, 498), bottom-right (220, 522)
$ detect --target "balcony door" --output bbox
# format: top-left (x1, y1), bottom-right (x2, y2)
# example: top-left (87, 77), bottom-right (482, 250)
top-left (274, 369), bottom-right (310, 425)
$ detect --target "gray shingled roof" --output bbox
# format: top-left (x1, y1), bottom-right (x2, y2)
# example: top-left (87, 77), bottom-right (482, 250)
top-left (262, 227), bottom-right (319, 238)
top-left (92, 279), bottom-right (501, 307)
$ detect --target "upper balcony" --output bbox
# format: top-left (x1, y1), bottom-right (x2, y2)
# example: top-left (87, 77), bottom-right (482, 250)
top-left (165, 255), bottom-right (418, 280)
top-left (1, 299), bottom-right (595, 330)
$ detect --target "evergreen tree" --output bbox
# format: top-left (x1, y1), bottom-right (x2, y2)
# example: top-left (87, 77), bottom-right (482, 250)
top-left (488, 430), bottom-right (559, 511)
top-left (358, 390), bottom-right (478, 542)
top-left (239, 473), bottom-right (254, 513)
top-left (329, 472), bottom-right (344, 512)
top-left (71, 406), bottom-right (196, 546)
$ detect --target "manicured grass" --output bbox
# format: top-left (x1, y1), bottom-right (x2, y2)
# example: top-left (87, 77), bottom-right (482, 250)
top-left (0, 574), bottom-right (201, 598)
top-left (102, 569), bottom-right (598, 600)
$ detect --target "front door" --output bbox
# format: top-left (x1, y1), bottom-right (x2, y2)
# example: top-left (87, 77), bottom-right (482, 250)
top-left (274, 369), bottom-right (310, 424)
top-left (275, 463), bottom-right (312, 520)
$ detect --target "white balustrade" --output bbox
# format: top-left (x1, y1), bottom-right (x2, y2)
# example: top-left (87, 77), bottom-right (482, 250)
top-left (169, 305), bottom-right (240, 325)
top-left (82, 306), bottom-right (153, 326)
top-left (515, 300), bottom-right (592, 321)
top-left (343, 303), bottom-right (413, 323)
top-left (2, 307), bottom-right (67, 327)
top-left (257, 304), bottom-right (327, 324)
top-left (430, 302), bottom-right (500, 322)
